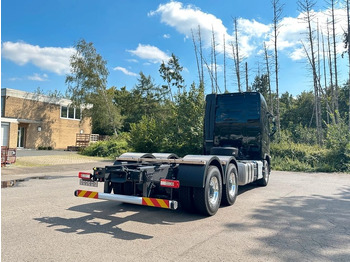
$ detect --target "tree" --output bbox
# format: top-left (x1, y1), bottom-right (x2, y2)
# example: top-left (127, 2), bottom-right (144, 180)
top-left (159, 53), bottom-right (184, 101)
top-left (65, 39), bottom-right (121, 136)
top-left (251, 74), bottom-right (269, 98)
top-left (263, 42), bottom-right (274, 113)
top-left (134, 72), bottom-right (162, 116)
top-left (114, 73), bottom-right (163, 132)
top-left (232, 17), bottom-right (242, 92)
top-left (298, 0), bottom-right (323, 145)
top-left (329, 0), bottom-right (340, 121)
top-left (91, 87), bottom-right (121, 135)
top-left (272, 0), bottom-right (283, 138)
top-left (344, 0), bottom-right (350, 130)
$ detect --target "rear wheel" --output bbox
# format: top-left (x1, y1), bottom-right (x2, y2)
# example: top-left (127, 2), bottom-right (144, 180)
top-left (194, 166), bottom-right (222, 216)
top-left (222, 164), bottom-right (238, 206)
top-left (257, 160), bottom-right (270, 186)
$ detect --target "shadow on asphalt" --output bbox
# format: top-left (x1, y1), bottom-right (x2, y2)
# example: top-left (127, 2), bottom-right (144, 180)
top-left (34, 201), bottom-right (206, 241)
top-left (225, 186), bottom-right (350, 261)
top-left (33, 183), bottom-right (262, 240)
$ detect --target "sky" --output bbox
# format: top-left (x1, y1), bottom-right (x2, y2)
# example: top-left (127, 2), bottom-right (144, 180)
top-left (1, 0), bottom-right (349, 97)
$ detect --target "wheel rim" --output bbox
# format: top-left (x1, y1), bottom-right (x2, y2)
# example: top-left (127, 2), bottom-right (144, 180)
top-left (264, 161), bottom-right (270, 182)
top-left (228, 172), bottom-right (236, 198)
top-left (208, 176), bottom-right (219, 207)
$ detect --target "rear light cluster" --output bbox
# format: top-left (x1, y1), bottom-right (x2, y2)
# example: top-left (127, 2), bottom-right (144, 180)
top-left (79, 172), bottom-right (92, 180)
top-left (160, 179), bottom-right (180, 189)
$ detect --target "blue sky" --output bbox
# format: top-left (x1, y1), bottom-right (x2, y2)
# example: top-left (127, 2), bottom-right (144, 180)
top-left (1, 0), bottom-right (348, 97)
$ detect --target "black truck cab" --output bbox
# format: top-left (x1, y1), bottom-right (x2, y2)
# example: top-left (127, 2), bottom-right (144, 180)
top-left (204, 92), bottom-right (273, 161)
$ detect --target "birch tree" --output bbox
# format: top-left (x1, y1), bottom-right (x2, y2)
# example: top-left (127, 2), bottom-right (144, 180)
top-left (66, 39), bottom-right (121, 136)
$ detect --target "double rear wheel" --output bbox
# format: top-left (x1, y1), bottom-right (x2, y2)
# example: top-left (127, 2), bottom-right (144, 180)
top-left (194, 166), bottom-right (222, 216)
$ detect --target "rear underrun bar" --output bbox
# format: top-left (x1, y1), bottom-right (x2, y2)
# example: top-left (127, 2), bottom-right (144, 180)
top-left (74, 189), bottom-right (178, 210)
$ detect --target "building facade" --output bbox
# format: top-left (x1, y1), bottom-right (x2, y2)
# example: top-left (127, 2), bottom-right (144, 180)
top-left (1, 88), bottom-right (92, 149)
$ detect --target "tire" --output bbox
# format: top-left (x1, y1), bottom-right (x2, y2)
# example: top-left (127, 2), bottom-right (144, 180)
top-left (193, 166), bottom-right (222, 216)
top-left (257, 160), bottom-right (270, 187)
top-left (179, 186), bottom-right (196, 213)
top-left (221, 164), bottom-right (238, 206)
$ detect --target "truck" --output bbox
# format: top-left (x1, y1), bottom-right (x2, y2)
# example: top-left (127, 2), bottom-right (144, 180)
top-left (75, 92), bottom-right (275, 216)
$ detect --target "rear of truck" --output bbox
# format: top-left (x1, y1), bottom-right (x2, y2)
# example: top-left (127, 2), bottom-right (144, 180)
top-left (75, 92), bottom-right (273, 216)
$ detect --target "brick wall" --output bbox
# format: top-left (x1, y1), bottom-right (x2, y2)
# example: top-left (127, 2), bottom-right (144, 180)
top-left (3, 95), bottom-right (92, 149)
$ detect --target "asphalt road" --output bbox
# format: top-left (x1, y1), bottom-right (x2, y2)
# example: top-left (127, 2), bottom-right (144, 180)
top-left (2, 169), bottom-right (349, 262)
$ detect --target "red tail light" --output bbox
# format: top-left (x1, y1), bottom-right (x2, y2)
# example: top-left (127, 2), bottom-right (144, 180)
top-left (79, 172), bottom-right (92, 180)
top-left (160, 179), bottom-right (180, 189)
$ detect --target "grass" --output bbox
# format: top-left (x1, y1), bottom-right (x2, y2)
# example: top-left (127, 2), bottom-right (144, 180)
top-left (11, 153), bottom-right (109, 168)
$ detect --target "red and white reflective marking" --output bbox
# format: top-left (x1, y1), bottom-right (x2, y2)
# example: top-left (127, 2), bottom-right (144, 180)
top-left (78, 172), bottom-right (92, 180)
top-left (160, 179), bottom-right (180, 188)
top-left (74, 190), bottom-right (178, 210)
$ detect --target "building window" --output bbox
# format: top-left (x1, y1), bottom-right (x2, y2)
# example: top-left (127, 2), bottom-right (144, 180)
top-left (61, 106), bottom-right (68, 118)
top-left (1, 96), bottom-right (5, 117)
top-left (76, 108), bottom-right (81, 119)
top-left (68, 107), bottom-right (74, 118)
top-left (61, 106), bottom-right (81, 120)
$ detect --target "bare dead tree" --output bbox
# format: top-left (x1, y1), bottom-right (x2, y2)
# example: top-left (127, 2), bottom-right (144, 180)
top-left (223, 34), bottom-right (227, 93)
top-left (317, 19), bottom-right (321, 89)
top-left (329, 0), bottom-right (340, 122)
top-left (211, 35), bottom-right (214, 93)
top-left (233, 17), bottom-right (242, 92)
top-left (191, 29), bottom-right (201, 85)
top-left (202, 55), bottom-right (215, 93)
top-left (321, 30), bottom-right (330, 123)
top-left (198, 25), bottom-right (204, 85)
top-left (327, 20), bottom-right (335, 116)
top-left (212, 26), bottom-right (219, 93)
top-left (264, 42), bottom-right (274, 113)
top-left (346, 0), bottom-right (350, 130)
top-left (272, 0), bottom-right (283, 137)
top-left (298, 0), bottom-right (323, 145)
top-left (245, 62), bottom-right (249, 91)
top-left (302, 40), bottom-right (333, 127)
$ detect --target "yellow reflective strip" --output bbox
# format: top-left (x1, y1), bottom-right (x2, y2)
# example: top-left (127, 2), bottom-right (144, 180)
top-left (157, 199), bottom-right (169, 208)
top-left (143, 197), bottom-right (155, 207)
top-left (78, 190), bottom-right (87, 197)
top-left (89, 192), bottom-right (98, 198)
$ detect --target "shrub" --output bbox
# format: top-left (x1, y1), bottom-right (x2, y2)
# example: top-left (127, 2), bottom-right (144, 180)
top-left (80, 133), bottom-right (132, 158)
top-left (38, 146), bottom-right (54, 150)
top-left (324, 119), bottom-right (350, 172)
top-left (271, 140), bottom-right (350, 173)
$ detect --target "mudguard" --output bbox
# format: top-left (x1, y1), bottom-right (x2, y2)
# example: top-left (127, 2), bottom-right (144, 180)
top-left (177, 155), bottom-right (224, 188)
top-left (214, 155), bottom-right (238, 185)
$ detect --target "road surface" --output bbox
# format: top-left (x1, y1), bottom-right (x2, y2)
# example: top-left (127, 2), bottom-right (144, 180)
top-left (2, 169), bottom-right (349, 261)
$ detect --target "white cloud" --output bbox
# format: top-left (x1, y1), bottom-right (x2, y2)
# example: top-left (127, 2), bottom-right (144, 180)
top-left (127, 44), bottom-right (170, 63)
top-left (28, 73), bottom-right (49, 81)
top-left (163, 34), bottom-right (171, 39)
top-left (9, 77), bottom-right (22, 81)
top-left (150, 1), bottom-right (347, 62)
top-left (126, 58), bottom-right (139, 63)
top-left (1, 41), bottom-right (75, 75)
top-left (265, 8), bottom-right (347, 61)
top-left (149, 2), bottom-right (270, 58)
top-left (150, 1), bottom-right (231, 53)
top-left (113, 66), bottom-right (138, 77)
